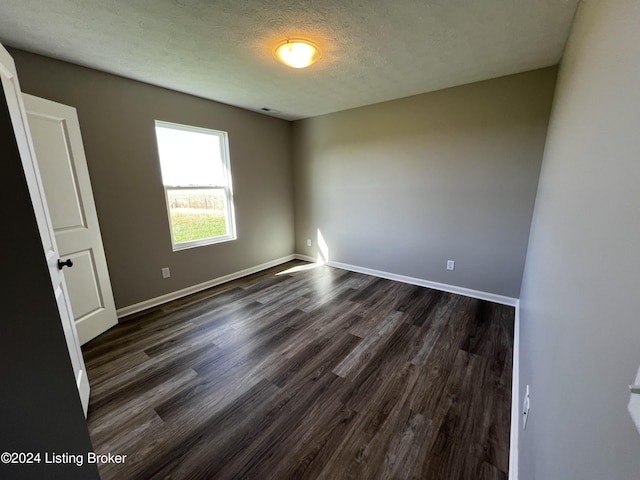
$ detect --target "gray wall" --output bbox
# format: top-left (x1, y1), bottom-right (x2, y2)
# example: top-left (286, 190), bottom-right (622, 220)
top-left (0, 78), bottom-right (99, 480)
top-left (293, 68), bottom-right (556, 298)
top-left (10, 48), bottom-right (295, 309)
top-left (519, 0), bottom-right (640, 478)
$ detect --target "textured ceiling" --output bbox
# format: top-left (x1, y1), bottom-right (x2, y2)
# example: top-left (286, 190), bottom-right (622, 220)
top-left (0, 0), bottom-right (580, 120)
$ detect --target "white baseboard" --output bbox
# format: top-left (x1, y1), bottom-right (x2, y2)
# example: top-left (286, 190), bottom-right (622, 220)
top-left (294, 253), bottom-right (317, 263)
top-left (324, 260), bottom-right (519, 307)
top-left (509, 301), bottom-right (520, 480)
top-left (116, 254), bottom-right (297, 318)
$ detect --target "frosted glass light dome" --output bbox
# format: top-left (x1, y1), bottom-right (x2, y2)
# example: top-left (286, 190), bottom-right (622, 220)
top-left (274, 40), bottom-right (321, 68)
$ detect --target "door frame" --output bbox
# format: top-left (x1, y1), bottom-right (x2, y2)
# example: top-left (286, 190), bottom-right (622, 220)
top-left (0, 43), bottom-right (90, 415)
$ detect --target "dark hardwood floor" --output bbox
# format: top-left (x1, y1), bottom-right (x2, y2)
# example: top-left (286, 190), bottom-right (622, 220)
top-left (83, 260), bottom-right (514, 480)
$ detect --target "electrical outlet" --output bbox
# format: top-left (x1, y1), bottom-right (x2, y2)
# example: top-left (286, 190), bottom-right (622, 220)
top-left (161, 267), bottom-right (170, 279)
top-left (447, 260), bottom-right (455, 271)
top-left (523, 384), bottom-right (530, 430)
top-left (306, 239), bottom-right (312, 247)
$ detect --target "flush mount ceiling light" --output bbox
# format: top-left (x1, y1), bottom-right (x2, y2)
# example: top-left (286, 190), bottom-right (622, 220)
top-left (274, 39), bottom-right (321, 69)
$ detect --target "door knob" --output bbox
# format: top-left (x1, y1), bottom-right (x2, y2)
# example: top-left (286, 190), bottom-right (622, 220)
top-left (57, 258), bottom-right (74, 270)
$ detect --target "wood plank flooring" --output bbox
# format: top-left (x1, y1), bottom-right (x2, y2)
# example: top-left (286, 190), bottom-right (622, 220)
top-left (83, 261), bottom-right (514, 480)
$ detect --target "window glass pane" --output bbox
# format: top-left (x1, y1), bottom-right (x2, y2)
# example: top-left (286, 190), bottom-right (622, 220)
top-left (155, 120), bottom-right (236, 250)
top-left (167, 188), bottom-right (228, 244)
top-left (155, 125), bottom-right (225, 186)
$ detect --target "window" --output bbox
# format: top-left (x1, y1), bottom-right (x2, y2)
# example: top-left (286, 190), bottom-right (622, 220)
top-left (154, 121), bottom-right (236, 251)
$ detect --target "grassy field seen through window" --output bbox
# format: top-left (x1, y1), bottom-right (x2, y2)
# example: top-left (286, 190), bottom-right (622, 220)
top-left (170, 208), bottom-right (227, 244)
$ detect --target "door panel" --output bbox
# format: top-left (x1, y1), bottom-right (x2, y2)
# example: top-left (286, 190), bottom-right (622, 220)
top-left (28, 113), bottom-right (87, 230)
top-left (23, 94), bottom-right (118, 345)
top-left (63, 249), bottom-right (104, 321)
top-left (0, 43), bottom-right (90, 415)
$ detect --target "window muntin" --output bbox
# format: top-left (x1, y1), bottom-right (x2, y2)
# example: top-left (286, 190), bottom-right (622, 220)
top-left (154, 121), bottom-right (236, 250)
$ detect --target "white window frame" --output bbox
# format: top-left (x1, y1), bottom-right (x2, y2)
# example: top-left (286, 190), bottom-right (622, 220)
top-left (154, 120), bottom-right (236, 251)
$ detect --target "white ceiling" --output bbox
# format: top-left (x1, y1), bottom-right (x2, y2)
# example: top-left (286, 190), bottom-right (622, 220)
top-left (0, 0), bottom-right (580, 120)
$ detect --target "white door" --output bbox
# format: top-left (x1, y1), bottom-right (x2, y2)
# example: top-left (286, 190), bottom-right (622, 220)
top-left (0, 44), bottom-right (90, 415)
top-left (23, 94), bottom-right (118, 346)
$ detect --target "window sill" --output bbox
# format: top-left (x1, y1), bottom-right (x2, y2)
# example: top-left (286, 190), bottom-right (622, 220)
top-left (172, 234), bottom-right (237, 252)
